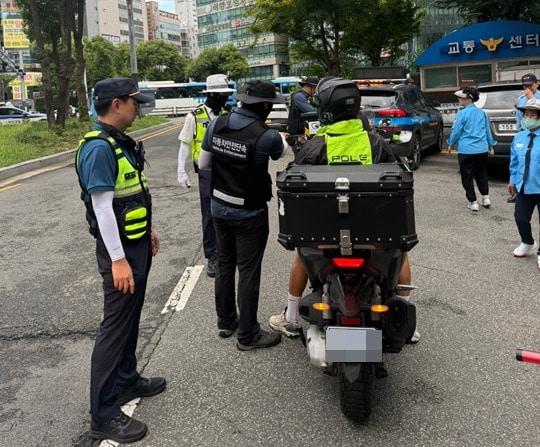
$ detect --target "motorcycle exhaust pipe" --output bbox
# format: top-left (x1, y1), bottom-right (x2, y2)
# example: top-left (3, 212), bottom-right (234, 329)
top-left (516, 349), bottom-right (540, 365)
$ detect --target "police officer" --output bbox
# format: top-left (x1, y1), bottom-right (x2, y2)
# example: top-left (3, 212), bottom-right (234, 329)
top-left (269, 77), bottom-right (419, 343)
top-left (287, 76), bottom-right (319, 137)
top-left (198, 80), bottom-right (288, 350)
top-left (177, 74), bottom-right (236, 277)
top-left (508, 103), bottom-right (540, 270)
top-left (76, 78), bottom-right (165, 443)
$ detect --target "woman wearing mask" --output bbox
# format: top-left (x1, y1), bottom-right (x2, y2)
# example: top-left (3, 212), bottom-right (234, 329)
top-left (447, 86), bottom-right (497, 212)
top-left (508, 103), bottom-right (540, 269)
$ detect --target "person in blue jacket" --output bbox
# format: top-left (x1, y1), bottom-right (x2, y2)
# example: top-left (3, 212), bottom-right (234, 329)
top-left (508, 103), bottom-right (540, 269)
top-left (515, 73), bottom-right (540, 131)
top-left (447, 86), bottom-right (497, 212)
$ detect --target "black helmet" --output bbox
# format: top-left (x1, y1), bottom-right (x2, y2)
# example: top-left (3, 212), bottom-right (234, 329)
top-left (314, 77), bottom-right (360, 125)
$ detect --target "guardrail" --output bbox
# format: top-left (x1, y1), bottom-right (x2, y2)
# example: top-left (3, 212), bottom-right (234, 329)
top-left (146, 106), bottom-right (193, 117)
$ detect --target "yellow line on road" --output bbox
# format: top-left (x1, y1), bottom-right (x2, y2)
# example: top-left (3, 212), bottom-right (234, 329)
top-left (0, 183), bottom-right (21, 193)
top-left (139, 124), bottom-right (180, 142)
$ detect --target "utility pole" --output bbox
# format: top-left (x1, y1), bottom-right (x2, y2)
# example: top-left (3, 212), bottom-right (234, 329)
top-left (126, 0), bottom-right (138, 83)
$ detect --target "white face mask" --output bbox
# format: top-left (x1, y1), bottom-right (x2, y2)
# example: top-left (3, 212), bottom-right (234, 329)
top-left (523, 117), bottom-right (540, 130)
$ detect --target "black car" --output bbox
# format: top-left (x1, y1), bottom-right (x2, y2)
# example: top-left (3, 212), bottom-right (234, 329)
top-left (357, 83), bottom-right (444, 169)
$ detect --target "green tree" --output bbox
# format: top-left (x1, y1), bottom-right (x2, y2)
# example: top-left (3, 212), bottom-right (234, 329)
top-left (345, 0), bottom-right (424, 67)
top-left (114, 43), bottom-right (132, 78)
top-left (186, 44), bottom-right (250, 81)
top-left (436, 0), bottom-right (540, 22)
top-left (84, 36), bottom-right (118, 87)
top-left (136, 40), bottom-right (187, 81)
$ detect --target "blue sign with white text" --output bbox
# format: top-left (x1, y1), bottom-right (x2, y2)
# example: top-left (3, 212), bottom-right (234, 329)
top-left (416, 21), bottom-right (540, 66)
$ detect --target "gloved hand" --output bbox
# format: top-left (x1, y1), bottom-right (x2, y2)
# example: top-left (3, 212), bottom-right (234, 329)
top-left (177, 172), bottom-right (191, 189)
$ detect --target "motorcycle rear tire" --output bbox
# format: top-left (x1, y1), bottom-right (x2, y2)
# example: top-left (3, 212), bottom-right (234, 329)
top-left (339, 363), bottom-right (373, 423)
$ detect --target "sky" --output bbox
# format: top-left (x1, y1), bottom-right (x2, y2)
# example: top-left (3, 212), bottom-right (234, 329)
top-left (159, 0), bottom-right (176, 13)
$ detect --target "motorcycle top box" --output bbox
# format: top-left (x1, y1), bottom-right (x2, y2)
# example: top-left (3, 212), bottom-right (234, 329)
top-left (276, 163), bottom-right (417, 253)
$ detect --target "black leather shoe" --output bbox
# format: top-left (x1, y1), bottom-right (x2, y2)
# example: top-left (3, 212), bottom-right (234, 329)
top-left (237, 329), bottom-right (282, 351)
top-left (207, 257), bottom-right (216, 278)
top-left (117, 376), bottom-right (166, 406)
top-left (90, 412), bottom-right (147, 443)
top-left (218, 321), bottom-right (238, 338)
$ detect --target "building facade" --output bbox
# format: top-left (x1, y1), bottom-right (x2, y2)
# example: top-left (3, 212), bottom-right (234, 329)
top-left (85, 0), bottom-right (148, 44)
top-left (196, 0), bottom-right (289, 80)
top-left (146, 1), bottom-right (191, 58)
top-left (175, 0), bottom-right (199, 58)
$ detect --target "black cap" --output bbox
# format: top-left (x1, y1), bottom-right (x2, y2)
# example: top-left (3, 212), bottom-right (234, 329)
top-left (93, 77), bottom-right (152, 103)
top-left (522, 73), bottom-right (538, 86)
top-left (237, 80), bottom-right (286, 104)
top-left (299, 76), bottom-right (320, 87)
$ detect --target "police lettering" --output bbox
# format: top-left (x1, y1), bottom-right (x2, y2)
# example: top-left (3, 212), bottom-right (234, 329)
top-left (330, 154), bottom-right (370, 163)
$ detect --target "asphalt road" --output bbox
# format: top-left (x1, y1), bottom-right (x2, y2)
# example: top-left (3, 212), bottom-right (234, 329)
top-left (0, 126), bottom-right (538, 447)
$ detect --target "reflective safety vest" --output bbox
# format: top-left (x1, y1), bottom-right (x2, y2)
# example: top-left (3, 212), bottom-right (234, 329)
top-left (317, 119), bottom-right (372, 165)
top-left (75, 130), bottom-right (151, 241)
top-left (191, 106), bottom-right (211, 163)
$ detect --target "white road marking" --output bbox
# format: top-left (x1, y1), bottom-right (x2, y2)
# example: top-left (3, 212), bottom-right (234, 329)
top-left (161, 265), bottom-right (204, 314)
top-left (98, 264), bottom-right (204, 445)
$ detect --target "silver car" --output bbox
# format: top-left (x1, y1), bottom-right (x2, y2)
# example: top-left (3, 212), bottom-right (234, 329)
top-left (476, 81), bottom-right (523, 163)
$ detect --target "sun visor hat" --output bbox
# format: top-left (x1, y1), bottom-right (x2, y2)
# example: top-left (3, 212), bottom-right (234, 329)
top-left (516, 102), bottom-right (540, 113)
top-left (454, 86), bottom-right (479, 102)
top-left (93, 77), bottom-right (153, 103)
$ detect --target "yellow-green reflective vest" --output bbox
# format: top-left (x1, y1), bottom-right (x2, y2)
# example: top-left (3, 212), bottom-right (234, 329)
top-left (75, 130), bottom-right (151, 241)
top-left (191, 106), bottom-right (211, 163)
top-left (317, 119), bottom-right (372, 165)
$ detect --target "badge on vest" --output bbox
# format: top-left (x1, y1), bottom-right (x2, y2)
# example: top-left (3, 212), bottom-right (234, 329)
top-left (125, 171), bottom-right (137, 180)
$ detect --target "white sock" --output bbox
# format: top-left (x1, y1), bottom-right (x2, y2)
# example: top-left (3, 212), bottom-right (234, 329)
top-left (286, 293), bottom-right (301, 322)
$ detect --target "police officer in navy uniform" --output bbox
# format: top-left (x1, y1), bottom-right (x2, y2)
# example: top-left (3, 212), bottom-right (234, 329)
top-left (198, 80), bottom-right (289, 350)
top-left (287, 76), bottom-right (319, 136)
top-left (76, 78), bottom-right (165, 443)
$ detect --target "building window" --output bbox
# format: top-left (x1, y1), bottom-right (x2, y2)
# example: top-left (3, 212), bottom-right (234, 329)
top-left (425, 66), bottom-right (457, 89)
top-left (457, 65), bottom-right (491, 86)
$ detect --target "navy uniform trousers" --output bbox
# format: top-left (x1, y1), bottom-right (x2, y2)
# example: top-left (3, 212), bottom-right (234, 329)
top-left (197, 168), bottom-right (217, 261)
top-left (90, 235), bottom-right (152, 424)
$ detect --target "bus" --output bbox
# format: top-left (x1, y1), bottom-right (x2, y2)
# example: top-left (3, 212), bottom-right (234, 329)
top-left (271, 77), bottom-right (301, 98)
top-left (138, 80), bottom-right (237, 114)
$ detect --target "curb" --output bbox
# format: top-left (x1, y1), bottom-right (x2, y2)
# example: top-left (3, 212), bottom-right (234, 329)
top-left (0, 119), bottom-right (179, 183)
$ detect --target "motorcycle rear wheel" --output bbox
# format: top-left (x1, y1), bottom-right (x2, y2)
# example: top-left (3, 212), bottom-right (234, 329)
top-left (339, 363), bottom-right (373, 423)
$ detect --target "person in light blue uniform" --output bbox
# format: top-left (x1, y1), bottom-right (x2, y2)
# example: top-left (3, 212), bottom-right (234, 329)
top-left (508, 102), bottom-right (540, 270)
top-left (447, 86), bottom-right (497, 212)
top-left (515, 73), bottom-right (540, 131)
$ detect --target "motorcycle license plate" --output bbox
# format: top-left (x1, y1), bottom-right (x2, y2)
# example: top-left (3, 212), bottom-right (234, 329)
top-left (325, 327), bottom-right (382, 363)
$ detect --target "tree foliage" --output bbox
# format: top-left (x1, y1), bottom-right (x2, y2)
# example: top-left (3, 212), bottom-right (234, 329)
top-left (136, 40), bottom-right (188, 82)
top-left (84, 37), bottom-right (118, 86)
top-left (435, 0), bottom-right (540, 23)
top-left (186, 44), bottom-right (250, 81)
top-left (250, 0), bottom-right (423, 73)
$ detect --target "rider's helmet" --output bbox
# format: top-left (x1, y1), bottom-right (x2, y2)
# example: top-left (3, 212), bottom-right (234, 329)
top-left (314, 77), bottom-right (361, 125)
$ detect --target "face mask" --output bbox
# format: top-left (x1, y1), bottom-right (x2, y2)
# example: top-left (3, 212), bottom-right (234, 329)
top-left (206, 95), bottom-right (228, 114)
top-left (523, 117), bottom-right (540, 130)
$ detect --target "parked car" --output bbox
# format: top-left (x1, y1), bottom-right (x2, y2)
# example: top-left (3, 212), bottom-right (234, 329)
top-left (357, 83), bottom-right (444, 169)
top-left (0, 104), bottom-right (47, 125)
top-left (265, 103), bottom-right (288, 132)
top-left (476, 81), bottom-right (523, 163)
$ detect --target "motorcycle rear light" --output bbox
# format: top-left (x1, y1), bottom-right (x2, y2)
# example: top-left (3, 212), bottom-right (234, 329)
top-left (332, 257), bottom-right (366, 269)
top-left (339, 316), bottom-right (362, 326)
top-left (313, 302), bottom-right (330, 312)
top-left (371, 304), bottom-right (389, 313)
top-left (516, 349), bottom-right (540, 365)
top-left (377, 108), bottom-right (408, 117)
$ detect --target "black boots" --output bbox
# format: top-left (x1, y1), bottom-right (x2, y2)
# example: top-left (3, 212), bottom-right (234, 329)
top-left (90, 412), bottom-right (147, 443)
top-left (117, 376), bottom-right (167, 406)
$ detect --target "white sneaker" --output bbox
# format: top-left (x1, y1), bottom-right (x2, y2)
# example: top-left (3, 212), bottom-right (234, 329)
top-left (410, 329), bottom-right (421, 344)
top-left (481, 195), bottom-right (491, 208)
top-left (513, 241), bottom-right (538, 257)
top-left (269, 311), bottom-right (301, 337)
top-left (467, 201), bottom-right (479, 212)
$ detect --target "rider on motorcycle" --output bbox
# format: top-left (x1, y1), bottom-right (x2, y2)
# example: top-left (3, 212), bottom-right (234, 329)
top-left (269, 76), bottom-right (420, 342)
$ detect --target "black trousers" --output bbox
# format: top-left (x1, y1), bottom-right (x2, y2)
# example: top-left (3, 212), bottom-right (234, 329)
top-left (90, 236), bottom-right (152, 424)
top-left (213, 210), bottom-right (269, 343)
top-left (515, 192), bottom-right (540, 248)
top-left (458, 153), bottom-right (489, 202)
top-left (198, 169), bottom-right (216, 260)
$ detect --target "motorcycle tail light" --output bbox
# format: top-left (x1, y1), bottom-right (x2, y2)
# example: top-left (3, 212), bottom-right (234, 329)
top-left (516, 349), bottom-right (540, 365)
top-left (371, 304), bottom-right (389, 313)
top-left (332, 257), bottom-right (366, 269)
top-left (313, 302), bottom-right (330, 311)
top-left (339, 316), bottom-right (362, 326)
top-left (377, 108), bottom-right (408, 117)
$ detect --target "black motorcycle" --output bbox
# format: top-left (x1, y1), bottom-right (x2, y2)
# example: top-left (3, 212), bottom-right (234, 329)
top-left (276, 162), bottom-right (418, 422)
